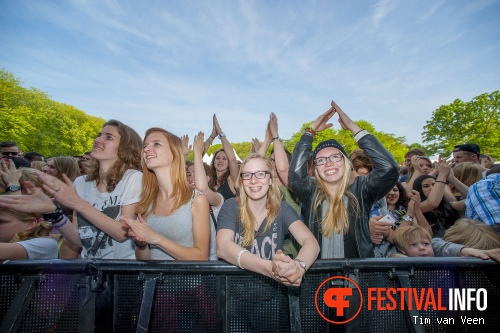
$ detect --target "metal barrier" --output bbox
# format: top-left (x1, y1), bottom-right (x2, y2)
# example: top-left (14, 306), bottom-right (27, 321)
top-left (1, 258), bottom-right (499, 333)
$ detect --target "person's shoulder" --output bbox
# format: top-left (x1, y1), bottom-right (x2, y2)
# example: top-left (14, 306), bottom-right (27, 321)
top-left (123, 169), bottom-right (143, 178)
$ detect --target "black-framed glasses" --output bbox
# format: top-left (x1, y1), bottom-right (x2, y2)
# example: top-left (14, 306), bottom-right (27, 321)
top-left (314, 153), bottom-right (343, 166)
top-left (2, 152), bottom-right (19, 156)
top-left (240, 171), bottom-right (270, 180)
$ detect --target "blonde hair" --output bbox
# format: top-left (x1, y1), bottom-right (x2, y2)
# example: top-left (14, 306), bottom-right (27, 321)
top-left (237, 153), bottom-right (282, 247)
top-left (136, 128), bottom-right (193, 216)
top-left (393, 225), bottom-right (432, 251)
top-left (452, 162), bottom-right (483, 187)
top-left (313, 156), bottom-right (359, 237)
top-left (30, 161), bottom-right (45, 171)
top-left (3, 209), bottom-right (53, 242)
top-left (443, 218), bottom-right (500, 250)
top-left (46, 156), bottom-right (81, 182)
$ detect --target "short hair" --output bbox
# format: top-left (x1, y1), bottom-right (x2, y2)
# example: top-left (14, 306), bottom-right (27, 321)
top-left (348, 148), bottom-right (372, 173)
top-left (393, 225), bottom-right (432, 251)
top-left (443, 218), bottom-right (500, 250)
top-left (404, 148), bottom-right (426, 158)
top-left (0, 141), bottom-right (18, 148)
top-left (23, 152), bottom-right (44, 162)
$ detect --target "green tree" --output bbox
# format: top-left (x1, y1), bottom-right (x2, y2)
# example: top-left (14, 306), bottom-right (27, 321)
top-left (284, 120), bottom-right (408, 163)
top-left (0, 69), bottom-right (105, 157)
top-left (422, 91), bottom-right (500, 158)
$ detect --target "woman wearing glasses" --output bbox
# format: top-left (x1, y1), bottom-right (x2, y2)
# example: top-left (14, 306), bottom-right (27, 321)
top-left (216, 153), bottom-right (319, 287)
top-left (288, 101), bottom-right (399, 259)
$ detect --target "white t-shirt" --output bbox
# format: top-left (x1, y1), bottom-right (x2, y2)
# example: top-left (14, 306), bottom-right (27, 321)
top-left (74, 169), bottom-right (142, 259)
top-left (18, 237), bottom-right (58, 259)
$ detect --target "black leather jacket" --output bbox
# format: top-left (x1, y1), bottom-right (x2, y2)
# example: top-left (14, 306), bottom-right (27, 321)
top-left (289, 131), bottom-right (399, 258)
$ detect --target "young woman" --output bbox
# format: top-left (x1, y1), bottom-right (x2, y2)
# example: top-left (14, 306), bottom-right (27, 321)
top-left (41, 156), bottom-right (81, 182)
top-left (288, 101), bottom-right (399, 258)
top-left (217, 153), bottom-right (319, 287)
top-left (0, 208), bottom-right (58, 260)
top-left (206, 115), bottom-right (239, 200)
top-left (120, 128), bottom-right (212, 260)
top-left (0, 120), bottom-right (143, 259)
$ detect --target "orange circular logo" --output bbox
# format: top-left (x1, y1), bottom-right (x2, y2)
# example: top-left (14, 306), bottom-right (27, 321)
top-left (314, 275), bottom-right (363, 324)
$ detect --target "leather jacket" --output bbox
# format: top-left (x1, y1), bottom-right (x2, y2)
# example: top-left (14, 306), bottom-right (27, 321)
top-left (289, 131), bottom-right (399, 258)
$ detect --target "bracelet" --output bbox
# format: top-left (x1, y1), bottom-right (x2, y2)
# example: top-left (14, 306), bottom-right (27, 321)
top-left (52, 215), bottom-right (69, 230)
top-left (305, 127), bottom-right (316, 136)
top-left (135, 241), bottom-right (148, 248)
top-left (272, 136), bottom-right (281, 142)
top-left (435, 180), bottom-right (447, 184)
top-left (43, 205), bottom-right (64, 224)
top-left (208, 136), bottom-right (215, 142)
top-left (236, 249), bottom-right (249, 269)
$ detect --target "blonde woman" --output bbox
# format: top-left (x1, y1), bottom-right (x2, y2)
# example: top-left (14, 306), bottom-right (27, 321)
top-left (217, 153), bottom-right (319, 287)
top-left (121, 128), bottom-right (212, 260)
top-left (289, 101), bottom-right (399, 258)
top-left (0, 208), bottom-right (57, 260)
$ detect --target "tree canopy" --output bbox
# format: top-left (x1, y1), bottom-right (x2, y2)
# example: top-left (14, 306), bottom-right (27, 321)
top-left (423, 91), bottom-right (500, 157)
top-left (0, 69), bottom-right (105, 157)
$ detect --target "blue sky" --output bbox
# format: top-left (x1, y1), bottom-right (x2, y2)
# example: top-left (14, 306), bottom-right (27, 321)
top-left (1, 0), bottom-right (499, 145)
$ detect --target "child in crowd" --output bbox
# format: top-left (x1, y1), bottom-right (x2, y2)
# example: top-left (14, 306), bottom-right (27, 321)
top-left (392, 225), bottom-right (434, 257)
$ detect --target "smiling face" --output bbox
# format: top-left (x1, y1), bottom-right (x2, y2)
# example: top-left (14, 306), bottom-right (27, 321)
top-left (0, 211), bottom-right (34, 243)
top-left (186, 164), bottom-right (196, 188)
top-left (385, 185), bottom-right (400, 205)
top-left (41, 159), bottom-right (57, 177)
top-left (401, 235), bottom-right (434, 257)
top-left (214, 150), bottom-right (229, 173)
top-left (241, 158), bottom-right (271, 202)
top-left (314, 147), bottom-right (345, 185)
top-left (90, 125), bottom-right (121, 163)
top-left (142, 131), bottom-right (173, 171)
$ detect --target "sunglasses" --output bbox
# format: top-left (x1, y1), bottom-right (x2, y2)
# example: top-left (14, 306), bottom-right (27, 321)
top-left (2, 152), bottom-right (19, 156)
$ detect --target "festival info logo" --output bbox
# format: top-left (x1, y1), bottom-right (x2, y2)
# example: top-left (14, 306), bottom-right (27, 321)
top-left (314, 276), bottom-right (363, 324)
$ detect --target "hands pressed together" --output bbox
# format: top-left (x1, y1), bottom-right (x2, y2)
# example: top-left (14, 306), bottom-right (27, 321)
top-left (271, 250), bottom-right (305, 287)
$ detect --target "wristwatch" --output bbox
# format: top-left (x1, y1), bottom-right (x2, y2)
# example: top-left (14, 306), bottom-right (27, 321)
top-left (5, 185), bottom-right (21, 192)
top-left (294, 259), bottom-right (307, 272)
top-left (402, 215), bottom-right (414, 222)
top-left (218, 133), bottom-right (226, 139)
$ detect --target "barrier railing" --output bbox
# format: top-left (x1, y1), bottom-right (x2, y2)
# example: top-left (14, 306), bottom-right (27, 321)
top-left (1, 258), bottom-right (498, 333)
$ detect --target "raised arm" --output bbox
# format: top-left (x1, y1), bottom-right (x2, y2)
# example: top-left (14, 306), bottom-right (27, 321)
top-left (268, 113), bottom-right (291, 188)
top-left (419, 160), bottom-right (450, 213)
top-left (203, 119), bottom-right (218, 156)
top-left (213, 114), bottom-right (239, 184)
top-left (193, 132), bottom-right (223, 208)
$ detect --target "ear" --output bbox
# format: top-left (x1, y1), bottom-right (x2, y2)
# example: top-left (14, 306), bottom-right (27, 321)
top-left (24, 220), bottom-right (38, 231)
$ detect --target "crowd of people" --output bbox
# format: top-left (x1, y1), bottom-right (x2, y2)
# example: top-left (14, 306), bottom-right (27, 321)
top-left (1, 100), bottom-right (499, 285)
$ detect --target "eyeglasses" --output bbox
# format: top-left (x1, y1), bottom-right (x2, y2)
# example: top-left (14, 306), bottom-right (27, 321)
top-left (314, 154), bottom-right (343, 166)
top-left (240, 171), bottom-right (270, 180)
top-left (2, 152), bottom-right (19, 156)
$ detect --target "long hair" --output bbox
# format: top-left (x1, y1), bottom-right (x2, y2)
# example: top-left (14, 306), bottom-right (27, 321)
top-left (413, 175), bottom-right (459, 233)
top-left (210, 149), bottom-right (230, 189)
top-left (4, 209), bottom-right (53, 242)
top-left (407, 156), bottom-right (432, 181)
top-left (87, 120), bottom-right (142, 192)
top-left (136, 128), bottom-right (193, 216)
top-left (452, 162), bottom-right (483, 188)
top-left (313, 156), bottom-right (359, 237)
top-left (237, 153), bottom-right (282, 247)
top-left (48, 156), bottom-right (81, 182)
top-left (389, 181), bottom-right (409, 210)
top-left (444, 218), bottom-right (500, 250)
